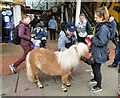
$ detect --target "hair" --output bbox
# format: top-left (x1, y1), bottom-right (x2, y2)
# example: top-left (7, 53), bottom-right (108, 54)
top-left (22, 14), bottom-right (31, 20)
top-left (79, 12), bottom-right (85, 17)
top-left (95, 6), bottom-right (109, 22)
top-left (61, 21), bottom-right (67, 31)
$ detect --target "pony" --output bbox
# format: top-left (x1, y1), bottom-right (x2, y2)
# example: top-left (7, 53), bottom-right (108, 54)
top-left (26, 42), bottom-right (89, 92)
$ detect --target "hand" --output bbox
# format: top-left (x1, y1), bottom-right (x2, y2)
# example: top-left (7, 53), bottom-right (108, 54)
top-left (87, 35), bottom-right (94, 39)
top-left (31, 38), bottom-right (34, 42)
top-left (31, 34), bottom-right (36, 37)
top-left (42, 37), bottom-right (46, 40)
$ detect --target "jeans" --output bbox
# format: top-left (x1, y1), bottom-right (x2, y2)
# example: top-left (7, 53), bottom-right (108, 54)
top-left (113, 41), bottom-right (120, 66)
top-left (91, 63), bottom-right (102, 88)
top-left (13, 45), bottom-right (32, 69)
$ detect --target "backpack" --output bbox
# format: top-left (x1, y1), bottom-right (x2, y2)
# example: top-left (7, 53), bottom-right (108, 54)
top-left (12, 24), bottom-right (21, 45)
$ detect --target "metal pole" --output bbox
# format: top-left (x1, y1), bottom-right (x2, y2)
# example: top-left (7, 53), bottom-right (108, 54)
top-left (75, 0), bottom-right (81, 26)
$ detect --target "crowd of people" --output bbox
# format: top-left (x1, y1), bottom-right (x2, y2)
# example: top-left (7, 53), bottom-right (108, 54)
top-left (9, 6), bottom-right (120, 93)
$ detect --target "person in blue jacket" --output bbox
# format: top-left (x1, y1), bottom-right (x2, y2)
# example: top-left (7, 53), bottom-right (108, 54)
top-left (58, 22), bottom-right (77, 51)
top-left (109, 15), bottom-right (117, 46)
top-left (87, 6), bottom-right (111, 93)
top-left (31, 23), bottom-right (48, 48)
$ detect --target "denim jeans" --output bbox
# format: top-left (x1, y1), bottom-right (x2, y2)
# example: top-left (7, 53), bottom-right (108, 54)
top-left (113, 41), bottom-right (120, 66)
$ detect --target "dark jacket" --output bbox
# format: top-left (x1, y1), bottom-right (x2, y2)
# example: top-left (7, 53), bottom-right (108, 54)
top-left (18, 21), bottom-right (33, 46)
top-left (86, 21), bottom-right (92, 35)
top-left (91, 22), bottom-right (111, 63)
top-left (31, 28), bottom-right (48, 40)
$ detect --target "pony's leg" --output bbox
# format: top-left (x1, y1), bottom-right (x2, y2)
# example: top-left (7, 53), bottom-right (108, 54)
top-left (66, 73), bottom-right (71, 87)
top-left (61, 75), bottom-right (67, 92)
top-left (32, 66), bottom-right (43, 88)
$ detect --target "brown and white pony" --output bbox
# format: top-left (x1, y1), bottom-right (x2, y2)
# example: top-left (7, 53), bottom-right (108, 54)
top-left (26, 43), bottom-right (89, 92)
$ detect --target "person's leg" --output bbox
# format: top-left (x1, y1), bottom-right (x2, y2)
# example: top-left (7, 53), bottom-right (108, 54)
top-left (33, 40), bottom-right (41, 49)
top-left (13, 45), bottom-right (32, 69)
top-left (90, 63), bottom-right (102, 92)
top-left (108, 42), bottom-right (120, 67)
top-left (49, 29), bottom-right (52, 40)
top-left (53, 29), bottom-right (56, 40)
top-left (91, 63), bottom-right (102, 88)
top-left (41, 40), bottom-right (46, 47)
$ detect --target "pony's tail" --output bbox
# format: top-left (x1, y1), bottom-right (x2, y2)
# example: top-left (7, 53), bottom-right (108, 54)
top-left (26, 52), bottom-right (34, 82)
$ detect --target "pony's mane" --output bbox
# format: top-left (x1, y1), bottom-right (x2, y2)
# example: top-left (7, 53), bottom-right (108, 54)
top-left (55, 43), bottom-right (89, 70)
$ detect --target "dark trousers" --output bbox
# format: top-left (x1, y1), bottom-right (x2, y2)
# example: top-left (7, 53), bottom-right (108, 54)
top-left (13, 45), bottom-right (32, 69)
top-left (91, 63), bottom-right (102, 88)
top-left (49, 29), bottom-right (56, 40)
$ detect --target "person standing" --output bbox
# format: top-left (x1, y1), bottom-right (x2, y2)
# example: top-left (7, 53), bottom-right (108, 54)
top-left (108, 33), bottom-right (120, 68)
top-left (109, 15), bottom-right (117, 46)
top-left (76, 13), bottom-right (92, 43)
top-left (9, 15), bottom-right (33, 74)
top-left (48, 15), bottom-right (58, 40)
top-left (58, 22), bottom-right (77, 51)
top-left (87, 6), bottom-right (111, 93)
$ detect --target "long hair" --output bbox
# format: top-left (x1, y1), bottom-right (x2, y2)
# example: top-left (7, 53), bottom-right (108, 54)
top-left (95, 6), bottom-right (109, 22)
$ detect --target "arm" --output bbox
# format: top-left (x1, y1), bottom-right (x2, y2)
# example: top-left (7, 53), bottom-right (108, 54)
top-left (86, 21), bottom-right (92, 35)
top-left (19, 24), bottom-right (31, 41)
top-left (111, 20), bottom-right (116, 37)
top-left (92, 26), bottom-right (109, 47)
top-left (58, 35), bottom-right (67, 51)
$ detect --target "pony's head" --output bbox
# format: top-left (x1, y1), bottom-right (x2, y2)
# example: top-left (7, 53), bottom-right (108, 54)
top-left (76, 42), bottom-right (89, 58)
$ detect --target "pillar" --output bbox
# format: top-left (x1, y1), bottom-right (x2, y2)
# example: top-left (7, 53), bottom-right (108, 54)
top-left (13, 5), bottom-right (22, 27)
top-left (75, 0), bottom-right (81, 26)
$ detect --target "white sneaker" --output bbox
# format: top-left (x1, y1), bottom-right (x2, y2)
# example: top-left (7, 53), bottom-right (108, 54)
top-left (90, 86), bottom-right (102, 93)
top-left (9, 64), bottom-right (17, 74)
top-left (88, 79), bottom-right (97, 84)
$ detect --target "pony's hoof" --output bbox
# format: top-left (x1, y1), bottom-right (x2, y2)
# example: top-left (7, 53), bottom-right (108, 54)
top-left (67, 83), bottom-right (71, 87)
top-left (62, 88), bottom-right (67, 92)
top-left (38, 85), bottom-right (44, 88)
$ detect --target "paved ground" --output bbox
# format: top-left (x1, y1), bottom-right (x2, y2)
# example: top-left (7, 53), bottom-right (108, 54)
top-left (0, 39), bottom-right (119, 97)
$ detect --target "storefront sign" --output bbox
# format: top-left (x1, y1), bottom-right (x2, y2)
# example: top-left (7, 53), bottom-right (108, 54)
top-left (13, 0), bottom-right (24, 5)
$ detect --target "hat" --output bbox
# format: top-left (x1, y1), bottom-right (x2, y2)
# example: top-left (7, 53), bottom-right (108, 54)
top-left (66, 22), bottom-right (77, 32)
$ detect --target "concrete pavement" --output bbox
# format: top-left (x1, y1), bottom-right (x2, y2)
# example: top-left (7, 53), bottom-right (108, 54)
top-left (0, 40), bottom-right (118, 97)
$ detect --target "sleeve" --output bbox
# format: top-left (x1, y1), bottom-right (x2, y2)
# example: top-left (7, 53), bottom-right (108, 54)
top-left (43, 30), bottom-right (48, 39)
top-left (48, 20), bottom-right (51, 27)
top-left (55, 20), bottom-right (58, 28)
top-left (92, 26), bottom-right (109, 47)
top-left (31, 29), bottom-right (35, 34)
top-left (18, 24), bottom-right (31, 41)
top-left (111, 21), bottom-right (116, 37)
top-left (86, 21), bottom-right (92, 35)
top-left (58, 35), bottom-right (67, 51)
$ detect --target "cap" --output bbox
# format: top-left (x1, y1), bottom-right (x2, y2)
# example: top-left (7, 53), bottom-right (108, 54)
top-left (66, 22), bottom-right (77, 32)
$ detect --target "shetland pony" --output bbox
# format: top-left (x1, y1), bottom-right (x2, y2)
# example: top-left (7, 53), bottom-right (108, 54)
top-left (26, 43), bottom-right (89, 92)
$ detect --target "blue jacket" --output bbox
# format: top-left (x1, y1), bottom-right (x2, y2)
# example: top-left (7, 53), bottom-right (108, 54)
top-left (48, 19), bottom-right (57, 29)
top-left (110, 20), bottom-right (116, 38)
top-left (58, 30), bottom-right (76, 51)
top-left (31, 28), bottom-right (48, 40)
top-left (91, 22), bottom-right (111, 64)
